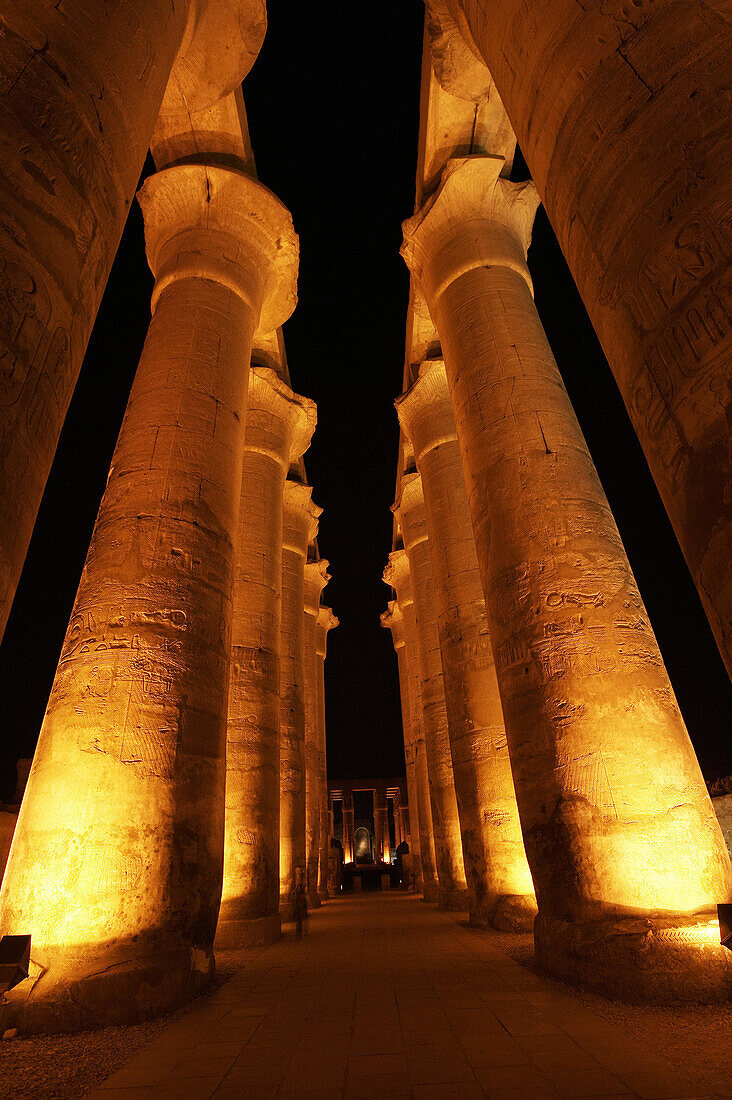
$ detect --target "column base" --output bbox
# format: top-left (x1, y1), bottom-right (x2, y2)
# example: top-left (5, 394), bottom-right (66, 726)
top-left (535, 909), bottom-right (732, 1003)
top-left (214, 912), bottom-right (281, 950)
top-left (421, 883), bottom-right (440, 903)
top-left (469, 894), bottom-right (538, 933)
top-left (308, 891), bottom-right (322, 909)
top-left (0, 941), bottom-right (213, 1036)
top-left (437, 886), bottom-right (470, 912)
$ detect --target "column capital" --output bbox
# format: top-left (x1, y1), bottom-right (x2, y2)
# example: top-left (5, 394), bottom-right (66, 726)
top-left (383, 549), bottom-right (414, 608)
top-left (401, 155), bottom-right (539, 305)
top-left (164, 0), bottom-right (267, 115)
top-left (138, 165), bottom-right (298, 331)
top-left (247, 367), bottom-right (316, 466)
top-left (316, 605), bottom-right (339, 657)
top-left (381, 600), bottom-right (406, 650)
top-left (392, 472), bottom-right (428, 554)
top-left (282, 480), bottom-right (321, 555)
top-left (396, 358), bottom-right (456, 465)
top-left (304, 558), bottom-right (331, 615)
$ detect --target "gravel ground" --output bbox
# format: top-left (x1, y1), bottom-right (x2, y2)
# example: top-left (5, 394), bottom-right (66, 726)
top-left (482, 930), bottom-right (732, 1099)
top-left (0, 943), bottom-right (262, 1100)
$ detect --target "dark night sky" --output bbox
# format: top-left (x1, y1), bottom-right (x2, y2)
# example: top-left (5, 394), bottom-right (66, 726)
top-left (0, 1), bottom-right (729, 801)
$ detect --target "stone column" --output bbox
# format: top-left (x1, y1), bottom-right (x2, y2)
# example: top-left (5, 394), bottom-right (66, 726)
top-left (304, 558), bottom-right (330, 907)
top-left (0, 0), bottom-right (266, 644)
top-left (280, 480), bottom-right (320, 909)
top-left (374, 804), bottom-right (388, 863)
top-left (403, 153), bottom-right (732, 1001)
top-left (342, 793), bottom-right (356, 864)
top-left (0, 163), bottom-right (298, 1031)
top-left (438, 0), bottom-right (732, 679)
top-left (393, 799), bottom-right (404, 848)
top-left (216, 369), bottom-right (315, 950)
top-left (381, 601), bottom-right (423, 891)
top-left (316, 606), bottom-right (338, 899)
top-left (397, 358), bottom-right (536, 931)
top-left (383, 545), bottom-right (457, 906)
top-left (395, 473), bottom-right (468, 910)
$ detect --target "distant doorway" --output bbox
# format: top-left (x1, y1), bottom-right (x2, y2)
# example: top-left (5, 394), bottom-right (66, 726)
top-left (354, 826), bottom-right (373, 863)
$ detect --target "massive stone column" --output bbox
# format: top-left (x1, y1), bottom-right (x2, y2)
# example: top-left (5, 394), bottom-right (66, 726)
top-left (316, 605), bottom-right (338, 899)
top-left (303, 557), bottom-right (330, 907)
top-left (381, 600), bottom-right (424, 892)
top-left (386, 521), bottom-right (467, 910)
top-left (0, 0), bottom-right (266, 645)
top-left (280, 479), bottom-right (320, 908)
top-left (216, 369), bottom-right (315, 950)
top-left (402, 153), bottom-right (732, 1001)
top-left (397, 359), bottom-right (536, 930)
top-left (384, 556), bottom-right (439, 900)
top-left (439, 0), bottom-right (732, 678)
top-left (0, 162), bottom-right (297, 1031)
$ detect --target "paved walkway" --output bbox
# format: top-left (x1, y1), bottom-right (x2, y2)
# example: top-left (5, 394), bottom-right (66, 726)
top-left (93, 892), bottom-right (708, 1099)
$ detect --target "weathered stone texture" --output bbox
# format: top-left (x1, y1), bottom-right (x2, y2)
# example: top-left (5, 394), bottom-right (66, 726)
top-left (384, 552), bottom-right (440, 902)
top-left (445, 0), bottom-right (732, 679)
top-left (304, 558), bottom-right (330, 907)
top-left (397, 359), bottom-right (536, 931)
top-left (394, 479), bottom-right (469, 911)
top-left (0, 164), bottom-right (298, 1030)
top-left (403, 153), bottom-right (732, 1000)
top-left (0, 0), bottom-right (266, 646)
top-left (316, 606), bottom-right (338, 898)
top-left (381, 601), bottom-right (423, 892)
top-left (280, 480), bottom-right (320, 907)
top-left (216, 368), bottom-right (315, 949)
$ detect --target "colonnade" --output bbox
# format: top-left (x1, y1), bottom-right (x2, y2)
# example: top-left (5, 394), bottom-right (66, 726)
top-left (382, 7), bottom-right (732, 1003)
top-left (0, 4), bottom-right (337, 1034)
top-left (0, 0), bottom-right (728, 1032)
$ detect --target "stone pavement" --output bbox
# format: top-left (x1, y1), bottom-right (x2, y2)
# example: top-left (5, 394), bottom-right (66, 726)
top-left (92, 892), bottom-right (709, 1099)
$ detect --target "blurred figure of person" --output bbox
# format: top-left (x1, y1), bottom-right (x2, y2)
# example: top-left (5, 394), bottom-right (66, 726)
top-left (293, 872), bottom-right (309, 939)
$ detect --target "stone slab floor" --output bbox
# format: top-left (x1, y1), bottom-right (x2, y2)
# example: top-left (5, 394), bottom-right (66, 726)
top-left (92, 892), bottom-right (714, 1100)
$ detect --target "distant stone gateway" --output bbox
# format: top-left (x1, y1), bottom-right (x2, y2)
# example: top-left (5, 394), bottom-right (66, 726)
top-left (0, 0), bottom-right (729, 1035)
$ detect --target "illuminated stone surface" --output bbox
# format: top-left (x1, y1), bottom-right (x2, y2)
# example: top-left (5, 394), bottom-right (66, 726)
top-left (216, 368), bottom-right (315, 950)
top-left (403, 153), bottom-right (732, 1000)
top-left (342, 793), bottom-right (356, 865)
top-left (444, 0), bottom-right (732, 679)
top-left (303, 558), bottom-right (330, 907)
top-left (383, 554), bottom-right (440, 902)
top-left (397, 359), bottom-right (536, 931)
top-left (381, 600), bottom-right (424, 893)
top-left (316, 606), bottom-right (338, 898)
top-left (280, 480), bottom-right (321, 907)
top-left (0, 0), bottom-right (265, 647)
top-left (389, 490), bottom-right (468, 913)
top-left (0, 163), bottom-right (298, 1031)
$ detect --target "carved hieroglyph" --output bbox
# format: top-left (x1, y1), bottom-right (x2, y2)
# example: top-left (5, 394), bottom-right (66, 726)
top-left (280, 480), bottom-right (321, 907)
top-left (0, 163), bottom-right (298, 1031)
top-left (216, 368), bottom-right (315, 950)
top-left (383, 553), bottom-right (439, 901)
top-left (397, 359), bottom-right (536, 930)
top-left (381, 601), bottom-right (424, 892)
top-left (388, 492), bottom-right (468, 912)
top-left (0, 0), bottom-right (266, 646)
top-left (316, 606), bottom-right (338, 898)
top-left (441, 0), bottom-right (732, 680)
top-left (402, 152), bottom-right (732, 1000)
top-left (304, 558), bottom-right (330, 907)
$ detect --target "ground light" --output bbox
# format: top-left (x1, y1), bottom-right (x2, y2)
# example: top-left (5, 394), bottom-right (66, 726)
top-left (0, 935), bottom-right (30, 995)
